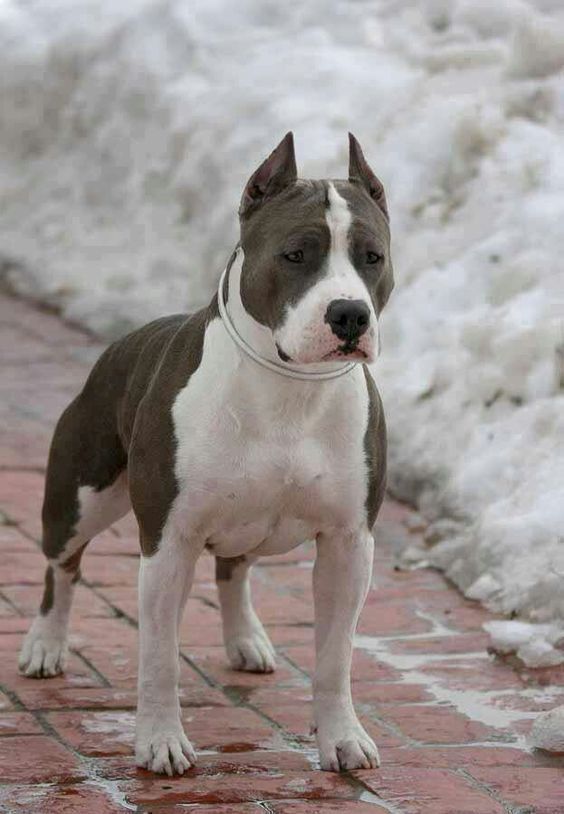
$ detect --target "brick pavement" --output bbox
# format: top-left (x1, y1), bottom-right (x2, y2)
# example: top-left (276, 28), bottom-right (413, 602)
top-left (1, 291), bottom-right (563, 814)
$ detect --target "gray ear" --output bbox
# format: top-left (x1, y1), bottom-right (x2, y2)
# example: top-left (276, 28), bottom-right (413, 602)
top-left (240, 132), bottom-right (297, 217)
top-left (348, 132), bottom-right (388, 220)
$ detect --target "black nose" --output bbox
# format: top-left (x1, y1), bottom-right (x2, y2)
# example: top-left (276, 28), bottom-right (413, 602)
top-left (325, 299), bottom-right (370, 342)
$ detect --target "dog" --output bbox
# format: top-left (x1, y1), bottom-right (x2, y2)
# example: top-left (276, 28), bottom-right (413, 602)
top-left (19, 132), bottom-right (394, 775)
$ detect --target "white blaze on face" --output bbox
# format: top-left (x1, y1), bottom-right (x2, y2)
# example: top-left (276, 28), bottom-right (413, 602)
top-left (326, 181), bottom-right (352, 259)
top-left (274, 183), bottom-right (379, 364)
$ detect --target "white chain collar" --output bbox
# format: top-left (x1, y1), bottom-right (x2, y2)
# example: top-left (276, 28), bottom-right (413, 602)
top-left (217, 263), bottom-right (357, 382)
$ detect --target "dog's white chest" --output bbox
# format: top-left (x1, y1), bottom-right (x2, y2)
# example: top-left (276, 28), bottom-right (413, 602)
top-left (170, 320), bottom-right (370, 557)
top-left (192, 440), bottom-right (328, 555)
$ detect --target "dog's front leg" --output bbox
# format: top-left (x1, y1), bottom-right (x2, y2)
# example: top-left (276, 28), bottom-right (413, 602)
top-left (313, 528), bottom-right (379, 771)
top-left (135, 531), bottom-right (200, 776)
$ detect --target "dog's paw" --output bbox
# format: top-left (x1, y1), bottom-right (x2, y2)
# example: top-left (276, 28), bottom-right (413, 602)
top-left (18, 620), bottom-right (68, 678)
top-left (226, 631), bottom-right (276, 673)
top-left (317, 723), bottom-right (380, 772)
top-left (135, 725), bottom-right (196, 776)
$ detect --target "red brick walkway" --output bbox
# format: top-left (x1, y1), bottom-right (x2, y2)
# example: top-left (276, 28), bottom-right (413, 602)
top-left (1, 292), bottom-right (563, 814)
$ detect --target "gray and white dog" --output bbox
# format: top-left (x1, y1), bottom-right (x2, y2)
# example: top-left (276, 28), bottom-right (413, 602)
top-left (19, 133), bottom-right (394, 775)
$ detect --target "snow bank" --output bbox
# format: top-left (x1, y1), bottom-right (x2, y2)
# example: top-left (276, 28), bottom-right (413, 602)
top-left (1, 3), bottom-right (563, 630)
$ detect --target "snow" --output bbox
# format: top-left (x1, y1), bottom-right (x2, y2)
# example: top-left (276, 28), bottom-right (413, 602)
top-left (530, 705), bottom-right (564, 752)
top-left (0, 2), bottom-right (563, 653)
top-left (484, 620), bottom-right (564, 667)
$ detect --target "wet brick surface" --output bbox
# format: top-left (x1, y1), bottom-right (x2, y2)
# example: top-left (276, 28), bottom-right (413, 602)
top-left (1, 292), bottom-right (563, 812)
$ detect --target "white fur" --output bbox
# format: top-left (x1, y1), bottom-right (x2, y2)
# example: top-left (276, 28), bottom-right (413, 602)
top-left (18, 569), bottom-right (74, 678)
top-left (274, 183), bottom-right (379, 364)
top-left (76, 472), bottom-right (131, 542)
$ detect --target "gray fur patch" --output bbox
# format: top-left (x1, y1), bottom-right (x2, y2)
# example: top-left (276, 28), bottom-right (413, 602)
top-left (215, 555), bottom-right (247, 581)
top-left (239, 180), bottom-right (331, 329)
top-left (39, 566), bottom-right (54, 616)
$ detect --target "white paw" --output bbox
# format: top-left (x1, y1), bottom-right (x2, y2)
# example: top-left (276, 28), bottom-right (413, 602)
top-left (317, 722), bottom-right (380, 772)
top-left (135, 724), bottom-right (196, 776)
top-left (226, 630), bottom-right (276, 673)
top-left (18, 619), bottom-right (68, 678)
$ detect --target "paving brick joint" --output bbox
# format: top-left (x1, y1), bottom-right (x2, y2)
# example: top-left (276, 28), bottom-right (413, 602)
top-left (1, 292), bottom-right (563, 813)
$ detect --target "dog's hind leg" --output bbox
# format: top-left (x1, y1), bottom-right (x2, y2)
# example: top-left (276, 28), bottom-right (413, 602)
top-left (19, 559), bottom-right (80, 678)
top-left (19, 399), bottom-right (130, 678)
top-left (216, 556), bottom-right (276, 673)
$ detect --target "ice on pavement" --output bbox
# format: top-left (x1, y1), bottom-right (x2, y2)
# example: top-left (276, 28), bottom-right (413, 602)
top-left (484, 620), bottom-right (564, 667)
top-left (0, 2), bottom-right (563, 658)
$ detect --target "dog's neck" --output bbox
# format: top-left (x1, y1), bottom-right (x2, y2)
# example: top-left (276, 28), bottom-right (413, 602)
top-left (220, 247), bottom-right (356, 381)
top-left (223, 247), bottom-right (280, 366)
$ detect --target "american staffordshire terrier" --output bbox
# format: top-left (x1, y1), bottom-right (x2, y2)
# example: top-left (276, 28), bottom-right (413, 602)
top-left (19, 132), bottom-right (394, 775)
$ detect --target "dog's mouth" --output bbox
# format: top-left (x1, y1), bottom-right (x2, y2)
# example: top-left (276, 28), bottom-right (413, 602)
top-left (322, 346), bottom-right (368, 361)
top-left (276, 343), bottom-right (292, 362)
top-left (322, 337), bottom-right (369, 361)
top-left (276, 342), bottom-right (368, 364)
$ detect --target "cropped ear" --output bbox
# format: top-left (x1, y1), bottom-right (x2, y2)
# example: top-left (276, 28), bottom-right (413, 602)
top-left (239, 132), bottom-right (297, 217)
top-left (348, 132), bottom-right (388, 220)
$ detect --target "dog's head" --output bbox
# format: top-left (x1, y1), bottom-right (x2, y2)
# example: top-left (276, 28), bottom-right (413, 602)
top-left (236, 132), bottom-right (393, 365)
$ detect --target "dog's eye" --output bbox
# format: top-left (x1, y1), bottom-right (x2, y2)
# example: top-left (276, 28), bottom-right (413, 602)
top-left (284, 250), bottom-right (304, 264)
top-left (366, 251), bottom-right (383, 265)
